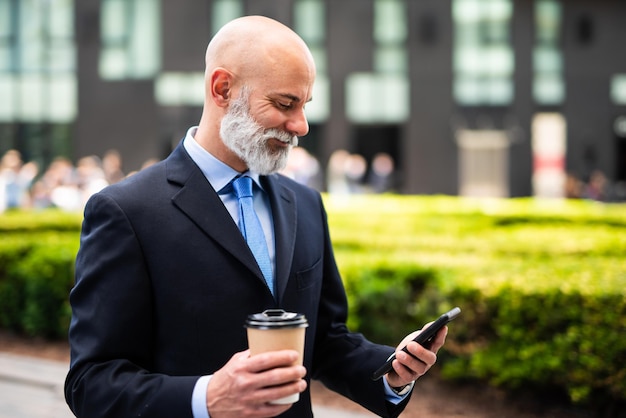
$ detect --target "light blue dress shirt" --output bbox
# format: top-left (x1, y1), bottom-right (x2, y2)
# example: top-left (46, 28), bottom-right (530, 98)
top-left (182, 127), bottom-right (408, 417)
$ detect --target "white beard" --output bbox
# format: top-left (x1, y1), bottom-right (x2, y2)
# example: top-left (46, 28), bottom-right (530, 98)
top-left (220, 88), bottom-right (298, 175)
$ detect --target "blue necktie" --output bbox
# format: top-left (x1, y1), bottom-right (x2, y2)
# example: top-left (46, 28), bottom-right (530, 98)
top-left (232, 176), bottom-right (274, 296)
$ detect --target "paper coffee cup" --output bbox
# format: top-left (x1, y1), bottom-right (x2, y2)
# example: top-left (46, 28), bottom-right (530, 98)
top-left (245, 309), bottom-right (308, 404)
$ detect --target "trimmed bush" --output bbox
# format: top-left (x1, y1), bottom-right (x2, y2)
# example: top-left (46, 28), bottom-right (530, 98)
top-left (325, 195), bottom-right (626, 411)
top-left (342, 262), bottom-right (444, 345)
top-left (0, 210), bottom-right (80, 337)
top-left (16, 238), bottom-right (78, 338)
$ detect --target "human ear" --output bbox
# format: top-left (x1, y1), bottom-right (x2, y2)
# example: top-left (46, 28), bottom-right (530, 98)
top-left (209, 68), bottom-right (232, 107)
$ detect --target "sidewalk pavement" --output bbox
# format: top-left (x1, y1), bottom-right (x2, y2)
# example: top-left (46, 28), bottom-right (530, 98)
top-left (0, 352), bottom-right (73, 418)
top-left (0, 352), bottom-right (373, 418)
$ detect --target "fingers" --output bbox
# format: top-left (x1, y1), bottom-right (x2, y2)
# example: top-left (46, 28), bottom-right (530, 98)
top-left (246, 350), bottom-right (300, 372)
top-left (255, 377), bottom-right (308, 403)
top-left (429, 325), bottom-right (448, 353)
top-left (386, 325), bottom-right (449, 388)
top-left (396, 342), bottom-right (435, 374)
top-left (207, 350), bottom-right (307, 418)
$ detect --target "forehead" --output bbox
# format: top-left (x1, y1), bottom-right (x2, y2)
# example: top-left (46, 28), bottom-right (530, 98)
top-left (246, 48), bottom-right (315, 101)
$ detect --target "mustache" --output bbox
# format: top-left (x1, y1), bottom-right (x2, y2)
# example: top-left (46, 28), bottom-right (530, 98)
top-left (262, 128), bottom-right (299, 147)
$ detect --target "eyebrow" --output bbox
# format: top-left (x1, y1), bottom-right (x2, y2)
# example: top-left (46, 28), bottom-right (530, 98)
top-left (273, 93), bottom-right (313, 103)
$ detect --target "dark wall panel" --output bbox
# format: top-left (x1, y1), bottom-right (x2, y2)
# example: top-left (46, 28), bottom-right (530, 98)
top-left (404, 0), bottom-right (455, 194)
top-left (161, 1), bottom-right (211, 72)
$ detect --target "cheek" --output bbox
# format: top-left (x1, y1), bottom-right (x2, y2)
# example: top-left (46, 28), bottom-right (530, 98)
top-left (251, 107), bottom-right (286, 130)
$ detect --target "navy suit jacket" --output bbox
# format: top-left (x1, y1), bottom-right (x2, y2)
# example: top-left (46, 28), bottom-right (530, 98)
top-left (65, 143), bottom-right (408, 417)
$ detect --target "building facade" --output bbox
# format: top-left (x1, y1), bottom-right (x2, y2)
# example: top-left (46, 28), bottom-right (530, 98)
top-left (1, 0), bottom-right (625, 197)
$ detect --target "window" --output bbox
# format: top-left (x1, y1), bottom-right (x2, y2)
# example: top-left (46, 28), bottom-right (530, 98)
top-left (346, 73), bottom-right (409, 123)
top-left (611, 74), bottom-right (626, 105)
top-left (212, 0), bottom-right (243, 36)
top-left (533, 0), bottom-right (564, 105)
top-left (155, 73), bottom-right (205, 106)
top-left (0, 0), bottom-right (76, 165)
top-left (295, 0), bottom-right (329, 123)
top-left (100, 0), bottom-right (161, 80)
top-left (0, 0), bottom-right (76, 123)
top-left (295, 0), bottom-right (325, 46)
top-left (346, 0), bottom-right (409, 123)
top-left (453, 0), bottom-right (514, 106)
top-left (374, 0), bottom-right (407, 46)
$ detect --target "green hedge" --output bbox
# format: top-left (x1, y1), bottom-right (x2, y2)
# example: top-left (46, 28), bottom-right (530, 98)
top-left (0, 210), bottom-right (81, 338)
top-left (325, 195), bottom-right (626, 412)
top-left (1, 197), bottom-right (625, 412)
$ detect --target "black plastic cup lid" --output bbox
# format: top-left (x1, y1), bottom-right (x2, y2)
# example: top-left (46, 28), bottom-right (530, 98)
top-left (245, 309), bottom-right (308, 329)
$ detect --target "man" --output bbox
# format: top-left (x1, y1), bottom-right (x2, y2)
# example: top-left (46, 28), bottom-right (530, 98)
top-left (65, 16), bottom-right (447, 418)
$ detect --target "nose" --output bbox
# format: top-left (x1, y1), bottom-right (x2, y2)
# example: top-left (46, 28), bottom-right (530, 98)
top-left (286, 108), bottom-right (309, 137)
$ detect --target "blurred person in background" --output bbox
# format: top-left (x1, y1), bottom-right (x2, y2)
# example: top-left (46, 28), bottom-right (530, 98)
top-left (368, 152), bottom-right (396, 194)
top-left (583, 169), bottom-right (610, 202)
top-left (75, 155), bottom-right (108, 207)
top-left (326, 149), bottom-right (351, 195)
top-left (31, 157), bottom-right (77, 209)
top-left (102, 149), bottom-right (125, 184)
top-left (344, 153), bottom-right (367, 194)
top-left (280, 146), bottom-right (321, 190)
top-left (0, 149), bottom-right (38, 210)
top-left (41, 155), bottom-right (108, 211)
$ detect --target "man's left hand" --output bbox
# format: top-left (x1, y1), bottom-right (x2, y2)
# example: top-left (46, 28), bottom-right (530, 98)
top-left (385, 324), bottom-right (448, 389)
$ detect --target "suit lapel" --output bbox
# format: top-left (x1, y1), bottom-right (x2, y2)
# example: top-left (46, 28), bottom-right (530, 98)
top-left (166, 144), bottom-right (266, 285)
top-left (262, 175), bottom-right (297, 302)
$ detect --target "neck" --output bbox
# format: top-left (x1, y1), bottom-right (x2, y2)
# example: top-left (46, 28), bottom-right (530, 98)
top-left (195, 114), bottom-right (248, 173)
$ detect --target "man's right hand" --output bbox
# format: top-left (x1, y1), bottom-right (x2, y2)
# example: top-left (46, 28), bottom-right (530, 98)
top-left (206, 349), bottom-right (307, 418)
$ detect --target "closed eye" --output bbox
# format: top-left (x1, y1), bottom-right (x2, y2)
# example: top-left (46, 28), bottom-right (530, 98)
top-left (276, 101), bottom-right (294, 110)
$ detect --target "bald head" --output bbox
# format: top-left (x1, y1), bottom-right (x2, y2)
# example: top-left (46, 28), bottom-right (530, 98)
top-left (196, 16), bottom-right (315, 172)
top-left (205, 16), bottom-right (315, 85)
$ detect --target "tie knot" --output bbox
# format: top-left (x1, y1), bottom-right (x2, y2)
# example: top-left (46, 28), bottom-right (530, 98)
top-left (232, 175), bottom-right (253, 199)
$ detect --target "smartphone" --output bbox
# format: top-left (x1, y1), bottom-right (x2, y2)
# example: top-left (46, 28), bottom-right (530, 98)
top-left (371, 307), bottom-right (461, 381)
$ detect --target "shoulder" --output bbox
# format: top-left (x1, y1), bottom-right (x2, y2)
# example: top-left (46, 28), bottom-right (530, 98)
top-left (98, 141), bottom-right (194, 201)
top-left (102, 160), bottom-right (167, 199)
top-left (84, 158), bottom-right (177, 220)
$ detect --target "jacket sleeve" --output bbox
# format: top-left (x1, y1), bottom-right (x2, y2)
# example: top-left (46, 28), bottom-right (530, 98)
top-left (310, 194), bottom-right (411, 418)
top-left (64, 192), bottom-right (198, 418)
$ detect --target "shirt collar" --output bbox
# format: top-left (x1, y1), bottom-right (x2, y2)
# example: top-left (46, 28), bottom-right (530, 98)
top-left (183, 126), bottom-right (264, 193)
